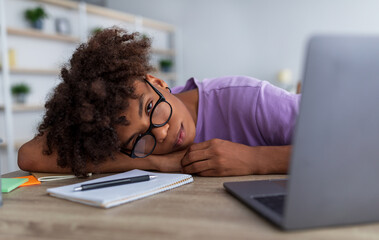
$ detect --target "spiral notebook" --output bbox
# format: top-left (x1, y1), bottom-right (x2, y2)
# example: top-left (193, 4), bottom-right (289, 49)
top-left (47, 169), bottom-right (193, 208)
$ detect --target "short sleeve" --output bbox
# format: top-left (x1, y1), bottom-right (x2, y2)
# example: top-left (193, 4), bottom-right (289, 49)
top-left (255, 82), bottom-right (301, 145)
top-left (171, 78), bottom-right (198, 94)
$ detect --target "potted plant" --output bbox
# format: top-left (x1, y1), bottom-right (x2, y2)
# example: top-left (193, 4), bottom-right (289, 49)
top-left (91, 27), bottom-right (103, 35)
top-left (11, 83), bottom-right (30, 104)
top-left (159, 59), bottom-right (173, 72)
top-left (24, 6), bottom-right (48, 30)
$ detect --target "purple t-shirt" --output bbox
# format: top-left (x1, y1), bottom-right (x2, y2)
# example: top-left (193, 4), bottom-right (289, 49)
top-left (172, 76), bottom-right (301, 146)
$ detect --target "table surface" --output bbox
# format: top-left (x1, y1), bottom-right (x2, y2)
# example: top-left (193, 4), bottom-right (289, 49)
top-left (1, 171), bottom-right (378, 240)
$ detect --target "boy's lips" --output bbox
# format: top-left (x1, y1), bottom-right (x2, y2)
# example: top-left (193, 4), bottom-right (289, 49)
top-left (174, 124), bottom-right (185, 148)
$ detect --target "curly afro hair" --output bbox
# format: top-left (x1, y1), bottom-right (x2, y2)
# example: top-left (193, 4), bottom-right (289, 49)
top-left (38, 27), bottom-right (154, 176)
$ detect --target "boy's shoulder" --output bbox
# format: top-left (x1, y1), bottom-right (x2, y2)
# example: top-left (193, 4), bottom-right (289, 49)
top-left (200, 75), bottom-right (265, 92)
top-left (173, 75), bottom-right (270, 95)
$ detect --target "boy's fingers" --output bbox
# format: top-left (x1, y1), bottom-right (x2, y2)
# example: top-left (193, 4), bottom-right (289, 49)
top-left (187, 140), bottom-right (211, 152)
top-left (182, 139), bottom-right (221, 167)
top-left (181, 148), bottom-right (209, 167)
top-left (182, 160), bottom-right (214, 174)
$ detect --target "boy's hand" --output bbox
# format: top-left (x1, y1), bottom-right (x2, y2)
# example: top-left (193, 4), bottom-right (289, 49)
top-left (181, 139), bottom-right (291, 176)
top-left (150, 149), bottom-right (188, 173)
top-left (181, 139), bottom-right (256, 176)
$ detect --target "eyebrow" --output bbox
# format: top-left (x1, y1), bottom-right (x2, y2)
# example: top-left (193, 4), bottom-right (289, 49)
top-left (122, 93), bottom-right (145, 149)
top-left (139, 93), bottom-right (145, 118)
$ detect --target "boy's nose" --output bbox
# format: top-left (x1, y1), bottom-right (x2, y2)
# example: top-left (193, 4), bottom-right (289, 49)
top-left (151, 124), bottom-right (169, 143)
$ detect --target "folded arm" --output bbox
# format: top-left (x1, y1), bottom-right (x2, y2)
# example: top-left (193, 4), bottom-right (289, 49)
top-left (18, 134), bottom-right (185, 174)
top-left (18, 136), bottom-right (290, 176)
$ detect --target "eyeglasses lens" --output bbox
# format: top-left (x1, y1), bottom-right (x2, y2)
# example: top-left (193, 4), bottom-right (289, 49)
top-left (151, 101), bottom-right (171, 126)
top-left (134, 134), bottom-right (155, 157)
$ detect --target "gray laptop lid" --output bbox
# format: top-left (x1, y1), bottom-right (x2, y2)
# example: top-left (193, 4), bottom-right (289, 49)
top-left (284, 35), bottom-right (379, 229)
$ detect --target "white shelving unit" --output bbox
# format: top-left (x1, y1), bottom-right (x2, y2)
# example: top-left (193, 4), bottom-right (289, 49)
top-left (0, 0), bottom-right (178, 173)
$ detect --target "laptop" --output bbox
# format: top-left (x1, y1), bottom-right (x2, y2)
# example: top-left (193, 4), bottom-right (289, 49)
top-left (224, 35), bottom-right (379, 230)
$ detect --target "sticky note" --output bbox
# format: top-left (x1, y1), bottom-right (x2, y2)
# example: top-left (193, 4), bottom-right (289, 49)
top-left (1, 178), bottom-right (28, 193)
top-left (15, 175), bottom-right (41, 187)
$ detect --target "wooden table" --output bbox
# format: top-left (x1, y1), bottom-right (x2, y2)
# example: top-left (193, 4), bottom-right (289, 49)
top-left (1, 171), bottom-right (378, 240)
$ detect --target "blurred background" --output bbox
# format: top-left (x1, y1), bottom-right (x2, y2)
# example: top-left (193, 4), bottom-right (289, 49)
top-left (1, 0), bottom-right (379, 173)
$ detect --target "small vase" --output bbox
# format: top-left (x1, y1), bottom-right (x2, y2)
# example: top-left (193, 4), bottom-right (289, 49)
top-left (31, 19), bottom-right (43, 30)
top-left (160, 66), bottom-right (171, 73)
top-left (13, 93), bottom-right (27, 104)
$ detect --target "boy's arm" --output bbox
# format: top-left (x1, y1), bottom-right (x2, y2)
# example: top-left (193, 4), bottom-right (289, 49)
top-left (181, 138), bottom-right (291, 176)
top-left (18, 135), bottom-right (184, 174)
top-left (18, 135), bottom-right (70, 173)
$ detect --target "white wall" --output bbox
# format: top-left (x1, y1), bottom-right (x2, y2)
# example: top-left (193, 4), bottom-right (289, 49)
top-left (107, 0), bottom-right (379, 87)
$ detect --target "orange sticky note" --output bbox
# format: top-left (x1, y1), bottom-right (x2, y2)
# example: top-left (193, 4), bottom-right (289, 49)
top-left (15, 175), bottom-right (41, 187)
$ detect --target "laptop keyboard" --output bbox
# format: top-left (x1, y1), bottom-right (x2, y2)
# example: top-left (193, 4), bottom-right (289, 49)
top-left (254, 195), bottom-right (286, 216)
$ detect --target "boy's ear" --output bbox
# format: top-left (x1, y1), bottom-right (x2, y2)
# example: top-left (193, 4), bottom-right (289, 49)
top-left (145, 74), bottom-right (169, 89)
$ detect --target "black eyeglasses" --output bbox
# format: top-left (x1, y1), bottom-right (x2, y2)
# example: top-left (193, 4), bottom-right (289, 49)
top-left (120, 79), bottom-right (172, 158)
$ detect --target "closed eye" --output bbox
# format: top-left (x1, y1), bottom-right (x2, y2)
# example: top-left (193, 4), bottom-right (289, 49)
top-left (123, 133), bottom-right (138, 150)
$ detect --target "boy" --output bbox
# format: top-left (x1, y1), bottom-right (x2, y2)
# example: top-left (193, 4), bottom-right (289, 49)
top-left (18, 28), bottom-right (300, 176)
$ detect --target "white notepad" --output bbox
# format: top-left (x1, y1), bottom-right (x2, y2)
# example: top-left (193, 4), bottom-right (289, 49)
top-left (47, 169), bottom-right (193, 208)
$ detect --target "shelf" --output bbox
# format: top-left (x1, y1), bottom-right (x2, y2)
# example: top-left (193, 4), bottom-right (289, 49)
top-left (7, 27), bottom-right (80, 43)
top-left (142, 18), bottom-right (175, 32)
top-left (0, 104), bottom-right (45, 112)
top-left (0, 140), bottom-right (27, 150)
top-left (151, 48), bottom-right (175, 56)
top-left (7, 67), bottom-right (60, 75)
top-left (1, 67), bottom-right (60, 75)
top-left (85, 4), bottom-right (174, 32)
top-left (155, 72), bottom-right (177, 80)
top-left (86, 4), bottom-right (135, 23)
top-left (35, 0), bottom-right (79, 9)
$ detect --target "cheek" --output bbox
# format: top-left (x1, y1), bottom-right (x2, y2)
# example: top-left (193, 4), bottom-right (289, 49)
top-left (178, 106), bottom-right (196, 144)
top-left (186, 120), bottom-right (196, 144)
